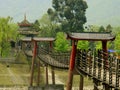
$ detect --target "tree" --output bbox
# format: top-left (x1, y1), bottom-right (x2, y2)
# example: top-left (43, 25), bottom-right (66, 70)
top-left (39, 14), bottom-right (60, 37)
top-left (106, 24), bottom-right (112, 32)
top-left (77, 41), bottom-right (89, 49)
top-left (54, 32), bottom-right (71, 52)
top-left (32, 20), bottom-right (40, 32)
top-left (98, 26), bottom-right (105, 32)
top-left (47, 0), bottom-right (88, 32)
top-left (96, 41), bottom-right (102, 49)
top-left (0, 17), bottom-right (18, 57)
top-left (114, 32), bottom-right (120, 55)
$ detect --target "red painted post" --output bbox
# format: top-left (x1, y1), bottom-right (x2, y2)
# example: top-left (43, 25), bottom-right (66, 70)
top-left (49, 41), bottom-right (53, 53)
top-left (102, 41), bottom-right (107, 53)
top-left (50, 41), bottom-right (52, 48)
top-left (30, 40), bottom-right (37, 86)
top-left (66, 40), bottom-right (77, 90)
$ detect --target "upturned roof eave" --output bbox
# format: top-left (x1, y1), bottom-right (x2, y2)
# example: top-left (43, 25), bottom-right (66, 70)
top-left (67, 32), bottom-right (116, 41)
top-left (21, 37), bottom-right (55, 42)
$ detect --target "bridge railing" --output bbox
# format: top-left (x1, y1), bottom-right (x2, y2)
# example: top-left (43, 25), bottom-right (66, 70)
top-left (76, 49), bottom-right (120, 89)
top-left (49, 51), bottom-right (70, 65)
top-left (38, 47), bottom-right (70, 68)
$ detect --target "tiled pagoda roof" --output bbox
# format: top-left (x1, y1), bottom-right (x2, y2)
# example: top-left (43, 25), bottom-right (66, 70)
top-left (18, 14), bottom-right (32, 27)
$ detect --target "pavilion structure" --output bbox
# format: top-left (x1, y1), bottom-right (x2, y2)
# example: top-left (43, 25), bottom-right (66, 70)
top-left (66, 32), bottom-right (116, 90)
top-left (17, 14), bottom-right (39, 50)
top-left (18, 14), bottom-right (39, 37)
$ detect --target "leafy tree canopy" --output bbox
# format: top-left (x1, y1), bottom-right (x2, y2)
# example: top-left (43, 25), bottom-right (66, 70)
top-left (0, 16), bottom-right (18, 57)
top-left (54, 32), bottom-right (71, 52)
top-left (106, 24), bottom-right (112, 32)
top-left (77, 41), bottom-right (89, 49)
top-left (115, 32), bottom-right (120, 52)
top-left (32, 20), bottom-right (40, 32)
top-left (98, 26), bottom-right (105, 32)
top-left (47, 0), bottom-right (88, 32)
top-left (39, 14), bottom-right (61, 37)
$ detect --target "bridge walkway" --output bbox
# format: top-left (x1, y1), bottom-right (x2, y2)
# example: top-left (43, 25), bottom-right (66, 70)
top-left (24, 48), bottom-right (120, 89)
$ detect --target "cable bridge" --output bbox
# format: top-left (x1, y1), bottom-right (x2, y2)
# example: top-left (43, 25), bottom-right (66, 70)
top-left (24, 47), bottom-right (120, 90)
top-left (21, 32), bottom-right (119, 90)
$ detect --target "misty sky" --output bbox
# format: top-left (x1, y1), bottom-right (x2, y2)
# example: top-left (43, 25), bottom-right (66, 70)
top-left (0, 0), bottom-right (120, 26)
top-left (0, 0), bottom-right (52, 22)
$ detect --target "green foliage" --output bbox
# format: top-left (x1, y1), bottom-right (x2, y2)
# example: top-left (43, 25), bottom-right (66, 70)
top-left (39, 14), bottom-right (60, 37)
top-left (98, 25), bottom-right (112, 33)
top-left (15, 50), bottom-right (28, 64)
top-left (32, 20), bottom-right (40, 32)
top-left (88, 41), bottom-right (96, 50)
top-left (108, 27), bottom-right (120, 54)
top-left (77, 41), bottom-right (89, 49)
top-left (0, 17), bottom-right (18, 57)
top-left (84, 25), bottom-right (99, 32)
top-left (114, 32), bottom-right (120, 54)
top-left (54, 32), bottom-right (71, 52)
top-left (108, 41), bottom-right (115, 50)
top-left (85, 25), bottom-right (112, 33)
top-left (96, 42), bottom-right (102, 49)
top-left (48, 0), bottom-right (88, 32)
top-left (98, 26), bottom-right (105, 32)
top-left (106, 24), bottom-right (112, 32)
top-left (1, 42), bottom-right (11, 57)
top-left (113, 27), bottom-right (120, 33)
